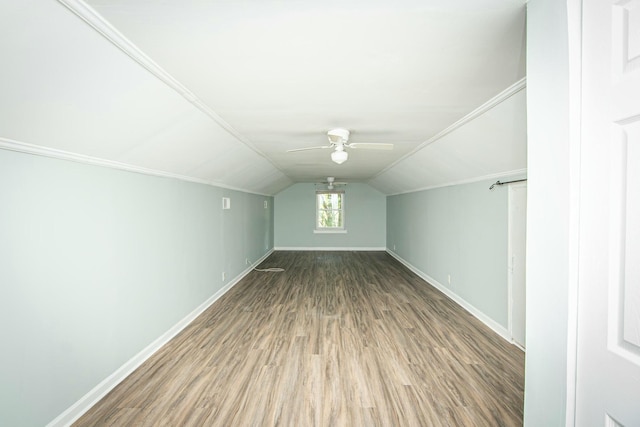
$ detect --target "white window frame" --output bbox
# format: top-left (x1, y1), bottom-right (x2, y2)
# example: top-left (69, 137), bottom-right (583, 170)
top-left (314, 190), bottom-right (347, 234)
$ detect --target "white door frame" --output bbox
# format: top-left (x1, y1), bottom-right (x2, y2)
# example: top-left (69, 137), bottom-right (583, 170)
top-left (564, 1), bottom-right (584, 424)
top-left (508, 181), bottom-right (527, 349)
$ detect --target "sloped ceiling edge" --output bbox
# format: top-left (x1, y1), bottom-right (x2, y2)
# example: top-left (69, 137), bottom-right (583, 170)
top-left (368, 80), bottom-right (528, 195)
top-left (0, 137), bottom-right (292, 196)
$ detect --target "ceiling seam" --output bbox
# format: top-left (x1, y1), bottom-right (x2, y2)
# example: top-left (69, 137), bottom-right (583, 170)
top-left (56, 0), bottom-right (293, 182)
top-left (368, 77), bottom-right (527, 184)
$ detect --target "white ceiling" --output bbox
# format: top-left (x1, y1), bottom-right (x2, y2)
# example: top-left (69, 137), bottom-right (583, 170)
top-left (371, 86), bottom-right (527, 194)
top-left (0, 0), bottom-right (526, 195)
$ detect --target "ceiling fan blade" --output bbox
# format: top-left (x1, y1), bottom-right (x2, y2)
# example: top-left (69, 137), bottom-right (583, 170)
top-left (286, 145), bottom-right (332, 152)
top-left (347, 143), bottom-right (394, 150)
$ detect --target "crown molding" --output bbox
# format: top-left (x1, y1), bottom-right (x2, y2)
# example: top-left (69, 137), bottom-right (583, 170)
top-left (0, 137), bottom-right (273, 197)
top-left (382, 168), bottom-right (528, 196)
top-left (370, 77), bottom-right (527, 181)
top-left (55, 0), bottom-right (286, 177)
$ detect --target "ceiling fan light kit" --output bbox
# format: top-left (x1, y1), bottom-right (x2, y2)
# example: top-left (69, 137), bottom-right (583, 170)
top-left (331, 147), bottom-right (348, 164)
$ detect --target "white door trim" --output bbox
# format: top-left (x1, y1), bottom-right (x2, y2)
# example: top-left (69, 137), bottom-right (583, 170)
top-left (565, 0), bottom-right (583, 425)
top-left (508, 181), bottom-right (527, 349)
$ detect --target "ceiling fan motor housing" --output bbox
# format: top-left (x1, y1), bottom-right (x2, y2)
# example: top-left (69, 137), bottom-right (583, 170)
top-left (327, 128), bottom-right (350, 144)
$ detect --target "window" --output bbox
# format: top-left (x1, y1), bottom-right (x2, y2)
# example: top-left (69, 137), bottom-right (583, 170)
top-left (315, 191), bottom-right (346, 233)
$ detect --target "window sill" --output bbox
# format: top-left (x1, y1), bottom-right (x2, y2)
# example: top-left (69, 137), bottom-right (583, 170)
top-left (314, 229), bottom-right (348, 234)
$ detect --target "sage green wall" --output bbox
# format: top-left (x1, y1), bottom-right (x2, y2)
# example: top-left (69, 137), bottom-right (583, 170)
top-left (274, 183), bottom-right (386, 249)
top-left (0, 149), bottom-right (273, 427)
top-left (387, 177), bottom-right (522, 329)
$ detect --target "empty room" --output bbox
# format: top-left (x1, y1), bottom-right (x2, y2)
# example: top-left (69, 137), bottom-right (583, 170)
top-left (2, 0), bottom-right (639, 426)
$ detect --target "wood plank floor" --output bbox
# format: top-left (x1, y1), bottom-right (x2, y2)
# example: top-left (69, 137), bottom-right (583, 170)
top-left (74, 251), bottom-right (524, 426)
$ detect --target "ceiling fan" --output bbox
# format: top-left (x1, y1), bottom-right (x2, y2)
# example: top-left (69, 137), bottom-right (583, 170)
top-left (287, 128), bottom-right (394, 164)
top-left (318, 176), bottom-right (347, 190)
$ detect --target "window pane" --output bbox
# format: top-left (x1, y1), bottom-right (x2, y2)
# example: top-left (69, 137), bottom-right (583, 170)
top-left (328, 211), bottom-right (341, 227)
top-left (316, 192), bottom-right (344, 229)
top-left (318, 210), bottom-right (342, 228)
top-left (318, 209), bottom-right (329, 227)
top-left (317, 193), bottom-right (341, 210)
top-left (332, 193), bottom-right (342, 209)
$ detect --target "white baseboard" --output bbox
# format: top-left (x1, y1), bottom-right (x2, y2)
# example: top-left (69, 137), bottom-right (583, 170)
top-left (47, 249), bottom-right (274, 427)
top-left (274, 247), bottom-right (386, 251)
top-left (385, 249), bottom-right (512, 343)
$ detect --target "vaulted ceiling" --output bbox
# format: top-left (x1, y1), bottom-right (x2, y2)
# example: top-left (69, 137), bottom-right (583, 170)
top-left (0, 0), bottom-right (527, 195)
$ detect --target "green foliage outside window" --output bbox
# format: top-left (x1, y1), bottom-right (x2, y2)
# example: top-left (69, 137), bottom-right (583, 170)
top-left (317, 192), bottom-right (344, 228)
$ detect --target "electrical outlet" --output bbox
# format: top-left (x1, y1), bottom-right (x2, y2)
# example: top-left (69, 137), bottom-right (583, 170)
top-left (245, 258), bottom-right (249, 265)
top-left (264, 200), bottom-right (268, 209)
top-left (222, 272), bottom-right (226, 281)
top-left (447, 274), bottom-right (451, 285)
top-left (393, 244), bottom-right (396, 251)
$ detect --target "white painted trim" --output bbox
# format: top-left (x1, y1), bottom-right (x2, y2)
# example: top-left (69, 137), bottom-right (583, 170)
top-left (0, 138), bottom-right (272, 197)
top-left (55, 0), bottom-right (286, 177)
top-left (313, 230), bottom-right (348, 234)
top-left (507, 241), bottom-right (513, 342)
top-left (507, 185), bottom-right (515, 340)
top-left (565, 0), bottom-right (583, 424)
top-left (507, 181), bottom-right (527, 348)
top-left (383, 169), bottom-right (528, 196)
top-left (385, 249), bottom-right (514, 344)
top-left (371, 77), bottom-right (527, 181)
top-left (274, 247), bottom-right (386, 251)
top-left (46, 249), bottom-right (274, 427)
